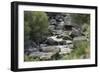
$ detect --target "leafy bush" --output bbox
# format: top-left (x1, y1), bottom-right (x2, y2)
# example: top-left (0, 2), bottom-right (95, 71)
top-left (61, 40), bottom-right (90, 60)
top-left (24, 11), bottom-right (49, 45)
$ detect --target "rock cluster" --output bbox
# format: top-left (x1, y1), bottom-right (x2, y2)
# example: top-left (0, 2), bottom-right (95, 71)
top-left (24, 13), bottom-right (87, 60)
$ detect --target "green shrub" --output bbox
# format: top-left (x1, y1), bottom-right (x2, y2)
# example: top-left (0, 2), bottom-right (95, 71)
top-left (24, 55), bottom-right (40, 61)
top-left (61, 40), bottom-right (90, 60)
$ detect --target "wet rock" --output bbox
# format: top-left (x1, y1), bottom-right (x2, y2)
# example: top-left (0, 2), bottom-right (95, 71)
top-left (56, 35), bottom-right (63, 38)
top-left (66, 40), bottom-right (73, 44)
top-left (49, 18), bottom-right (57, 25)
top-left (29, 52), bottom-right (42, 57)
top-left (48, 25), bottom-right (55, 30)
top-left (29, 51), bottom-right (57, 60)
top-left (54, 30), bottom-right (63, 35)
top-left (68, 44), bottom-right (74, 49)
top-left (56, 21), bottom-right (64, 30)
top-left (48, 36), bottom-right (63, 42)
top-left (62, 35), bottom-right (72, 40)
top-left (39, 52), bottom-right (56, 60)
top-left (28, 47), bottom-right (38, 52)
top-left (40, 44), bottom-right (47, 47)
top-left (59, 41), bottom-right (66, 45)
top-left (40, 46), bottom-right (60, 53)
top-left (55, 14), bottom-right (64, 22)
top-left (58, 45), bottom-right (72, 54)
top-left (69, 27), bottom-right (82, 38)
top-left (45, 38), bottom-right (58, 45)
top-left (24, 45), bottom-right (39, 56)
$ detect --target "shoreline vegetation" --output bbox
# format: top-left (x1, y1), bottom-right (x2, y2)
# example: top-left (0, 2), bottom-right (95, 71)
top-left (24, 11), bottom-right (90, 61)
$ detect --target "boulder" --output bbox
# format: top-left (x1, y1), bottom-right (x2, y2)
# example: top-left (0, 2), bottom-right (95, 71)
top-left (29, 51), bottom-right (57, 60)
top-left (67, 44), bottom-right (74, 49)
top-left (39, 52), bottom-right (56, 60)
top-left (66, 40), bottom-right (72, 44)
top-left (62, 35), bottom-right (72, 40)
top-left (45, 38), bottom-right (58, 45)
top-left (25, 47), bottom-right (39, 55)
top-left (54, 30), bottom-right (63, 35)
top-left (56, 21), bottom-right (64, 30)
top-left (29, 52), bottom-right (42, 57)
top-left (48, 25), bottom-right (55, 30)
top-left (58, 41), bottom-right (66, 45)
top-left (56, 35), bottom-right (63, 38)
top-left (40, 46), bottom-right (60, 53)
top-left (58, 45), bottom-right (72, 54)
top-left (40, 44), bottom-right (47, 47)
top-left (28, 47), bottom-right (38, 52)
top-left (49, 18), bottom-right (57, 25)
top-left (48, 36), bottom-right (63, 42)
top-left (69, 27), bottom-right (82, 38)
